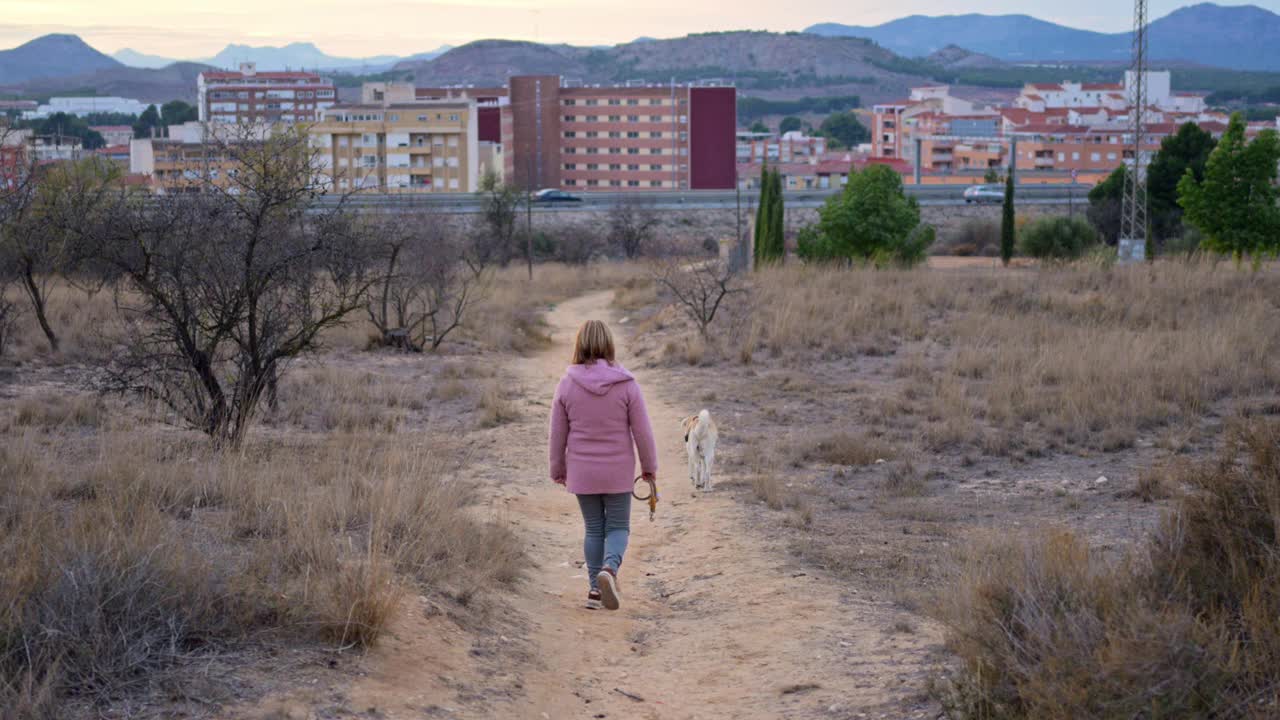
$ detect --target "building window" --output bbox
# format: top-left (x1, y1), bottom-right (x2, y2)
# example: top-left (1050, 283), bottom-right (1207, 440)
top-left (650, 132), bottom-right (662, 138)
top-left (1106, 152), bottom-right (1117, 160)
top-left (609, 99), bottom-right (621, 106)
top-left (627, 99), bottom-right (639, 105)
top-left (563, 115), bottom-right (575, 122)
top-left (608, 115), bottom-right (620, 122)
top-left (564, 147), bottom-right (576, 154)
top-left (449, 114), bottom-right (458, 121)
top-left (610, 180), bottom-right (622, 187)
top-left (565, 163), bottom-right (577, 170)
top-left (650, 164), bottom-right (662, 171)
top-left (627, 115), bottom-right (639, 122)
top-left (564, 131), bottom-right (576, 138)
top-left (586, 115), bottom-right (599, 122)
top-left (649, 99), bottom-right (662, 106)
top-left (628, 180), bottom-right (640, 186)
top-left (565, 178), bottom-right (577, 185)
top-left (627, 148), bottom-right (640, 155)
top-left (418, 115), bottom-right (427, 121)
top-left (1090, 152), bottom-right (1101, 162)
top-left (626, 132), bottom-right (640, 138)
top-left (650, 180), bottom-right (662, 187)
top-left (586, 131), bottom-right (599, 138)
top-left (587, 163), bottom-right (599, 170)
top-left (586, 99), bottom-right (598, 106)
top-left (586, 148), bottom-right (599, 154)
top-left (564, 99), bottom-right (576, 106)
top-left (608, 131), bottom-right (621, 138)
top-left (587, 179), bottom-right (599, 186)
top-left (389, 114), bottom-right (398, 121)
top-left (609, 163), bottom-right (621, 170)
top-left (627, 164), bottom-right (639, 170)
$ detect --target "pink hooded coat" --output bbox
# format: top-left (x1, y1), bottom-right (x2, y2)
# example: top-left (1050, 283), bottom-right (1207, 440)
top-left (548, 360), bottom-right (658, 495)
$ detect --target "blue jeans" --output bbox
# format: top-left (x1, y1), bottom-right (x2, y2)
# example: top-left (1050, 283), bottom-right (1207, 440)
top-left (576, 492), bottom-right (631, 590)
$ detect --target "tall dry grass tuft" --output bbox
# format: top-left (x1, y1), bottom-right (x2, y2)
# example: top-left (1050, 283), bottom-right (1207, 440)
top-left (933, 419), bottom-right (1280, 719)
top-left (0, 430), bottom-right (522, 713)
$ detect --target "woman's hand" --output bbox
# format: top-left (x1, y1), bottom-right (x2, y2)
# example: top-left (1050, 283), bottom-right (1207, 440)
top-left (553, 476), bottom-right (566, 485)
top-left (642, 472), bottom-right (656, 483)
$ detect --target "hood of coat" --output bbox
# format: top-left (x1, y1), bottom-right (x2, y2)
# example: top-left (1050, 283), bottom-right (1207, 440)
top-left (565, 360), bottom-right (635, 396)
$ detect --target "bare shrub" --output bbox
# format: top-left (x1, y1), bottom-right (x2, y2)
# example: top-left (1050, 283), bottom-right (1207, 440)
top-left (934, 420), bottom-right (1280, 719)
top-left (548, 222), bottom-right (606, 265)
top-left (939, 218), bottom-right (1001, 257)
top-left (0, 280), bottom-right (20, 359)
top-left (477, 381), bottom-right (519, 428)
top-left (85, 127), bottom-right (377, 447)
top-left (651, 259), bottom-right (746, 339)
top-left (608, 197), bottom-right (661, 258)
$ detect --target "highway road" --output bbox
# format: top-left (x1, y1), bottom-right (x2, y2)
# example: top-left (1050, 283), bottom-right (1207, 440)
top-left (316, 183), bottom-right (1093, 214)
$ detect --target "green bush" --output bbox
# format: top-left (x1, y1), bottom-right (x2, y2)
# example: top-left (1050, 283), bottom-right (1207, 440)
top-left (874, 225), bottom-right (933, 268)
top-left (797, 164), bottom-right (920, 265)
top-left (1017, 216), bottom-right (1099, 261)
top-left (1164, 227), bottom-right (1204, 258)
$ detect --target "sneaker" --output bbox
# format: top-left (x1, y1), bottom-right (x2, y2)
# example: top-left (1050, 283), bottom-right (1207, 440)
top-left (597, 568), bottom-right (620, 610)
top-left (586, 590), bottom-right (603, 610)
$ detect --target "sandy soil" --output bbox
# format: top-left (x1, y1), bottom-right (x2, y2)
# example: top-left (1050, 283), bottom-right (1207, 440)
top-left (275, 290), bottom-right (944, 719)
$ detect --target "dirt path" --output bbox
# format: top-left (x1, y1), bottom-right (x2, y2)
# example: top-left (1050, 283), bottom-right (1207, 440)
top-left (342, 291), bottom-right (941, 719)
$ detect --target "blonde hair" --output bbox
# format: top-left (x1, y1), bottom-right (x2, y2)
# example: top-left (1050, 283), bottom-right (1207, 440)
top-left (572, 320), bottom-right (615, 365)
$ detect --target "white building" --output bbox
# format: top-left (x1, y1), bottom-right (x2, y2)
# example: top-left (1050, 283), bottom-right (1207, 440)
top-left (23, 96), bottom-right (149, 120)
top-left (1017, 72), bottom-right (1206, 115)
top-left (197, 62), bottom-right (336, 125)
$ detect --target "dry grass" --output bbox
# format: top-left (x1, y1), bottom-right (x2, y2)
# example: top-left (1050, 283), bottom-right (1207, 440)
top-left (467, 262), bottom-right (648, 353)
top-left (726, 262), bottom-right (1280, 455)
top-left (795, 430), bottom-right (895, 467)
top-left (9, 393), bottom-right (106, 430)
top-left (1, 282), bottom-right (124, 364)
top-left (0, 423), bottom-right (521, 715)
top-left (933, 419), bottom-right (1280, 719)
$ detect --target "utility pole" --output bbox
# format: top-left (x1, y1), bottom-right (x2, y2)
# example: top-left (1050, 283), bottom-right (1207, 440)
top-left (1119, 0), bottom-right (1150, 263)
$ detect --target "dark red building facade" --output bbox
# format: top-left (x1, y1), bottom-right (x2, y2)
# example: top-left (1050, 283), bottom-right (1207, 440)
top-left (500, 76), bottom-right (736, 191)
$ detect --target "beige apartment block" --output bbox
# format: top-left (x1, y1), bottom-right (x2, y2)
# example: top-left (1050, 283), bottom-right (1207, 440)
top-left (311, 95), bottom-right (480, 193)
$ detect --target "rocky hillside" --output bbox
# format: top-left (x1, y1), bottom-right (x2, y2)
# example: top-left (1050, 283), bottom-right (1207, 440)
top-left (926, 45), bottom-right (1006, 70)
top-left (0, 34), bottom-right (122, 85)
top-left (395, 32), bottom-right (929, 101)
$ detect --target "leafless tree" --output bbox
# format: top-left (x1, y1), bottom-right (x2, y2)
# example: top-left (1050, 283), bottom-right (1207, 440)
top-left (471, 171), bottom-right (523, 272)
top-left (365, 211), bottom-right (487, 352)
top-left (651, 259), bottom-right (746, 339)
top-left (0, 275), bottom-right (19, 358)
top-left (83, 125), bottom-right (377, 447)
top-left (608, 196), bottom-right (661, 258)
top-left (0, 129), bottom-right (118, 352)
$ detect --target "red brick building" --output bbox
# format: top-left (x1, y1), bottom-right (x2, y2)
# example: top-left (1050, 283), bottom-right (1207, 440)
top-left (197, 63), bottom-right (336, 125)
top-left (500, 76), bottom-right (736, 191)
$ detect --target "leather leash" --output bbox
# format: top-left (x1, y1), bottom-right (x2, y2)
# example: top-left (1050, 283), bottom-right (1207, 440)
top-left (632, 475), bottom-right (658, 521)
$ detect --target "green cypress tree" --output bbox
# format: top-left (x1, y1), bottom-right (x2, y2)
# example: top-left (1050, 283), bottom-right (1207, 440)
top-left (754, 165), bottom-right (771, 267)
top-left (768, 167), bottom-right (778, 260)
top-left (1000, 171), bottom-right (1016, 266)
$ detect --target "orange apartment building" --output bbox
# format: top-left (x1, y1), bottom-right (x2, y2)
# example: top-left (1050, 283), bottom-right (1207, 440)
top-left (197, 62), bottom-right (336, 125)
top-left (500, 76), bottom-right (736, 191)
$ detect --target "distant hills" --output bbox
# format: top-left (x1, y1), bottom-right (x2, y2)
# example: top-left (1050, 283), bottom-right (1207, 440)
top-left (0, 34), bottom-right (122, 84)
top-left (807, 3), bottom-right (1280, 71)
top-left (391, 32), bottom-right (918, 94)
top-left (109, 42), bottom-right (454, 73)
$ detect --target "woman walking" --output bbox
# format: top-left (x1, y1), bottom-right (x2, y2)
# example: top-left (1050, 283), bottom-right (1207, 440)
top-left (549, 320), bottom-right (658, 610)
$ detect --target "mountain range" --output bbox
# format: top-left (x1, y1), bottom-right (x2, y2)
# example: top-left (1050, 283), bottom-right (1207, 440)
top-left (108, 42), bottom-right (453, 72)
top-left (807, 3), bottom-right (1280, 71)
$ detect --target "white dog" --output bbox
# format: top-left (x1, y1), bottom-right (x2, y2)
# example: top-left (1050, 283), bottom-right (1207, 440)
top-left (680, 410), bottom-right (718, 491)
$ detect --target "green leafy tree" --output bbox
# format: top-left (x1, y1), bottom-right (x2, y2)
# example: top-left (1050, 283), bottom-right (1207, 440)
top-left (1000, 171), bottom-right (1016, 266)
top-left (769, 167), bottom-right (785, 261)
top-left (1178, 113), bottom-right (1280, 265)
top-left (818, 111), bottom-right (869, 149)
top-left (983, 168), bottom-right (1001, 184)
top-left (1087, 165), bottom-right (1126, 245)
top-left (796, 164), bottom-right (919, 263)
top-left (1147, 122), bottom-right (1216, 240)
top-left (160, 100), bottom-right (198, 127)
top-left (133, 104), bottom-right (161, 139)
top-left (748, 121), bottom-right (769, 134)
top-left (779, 116), bottom-right (803, 134)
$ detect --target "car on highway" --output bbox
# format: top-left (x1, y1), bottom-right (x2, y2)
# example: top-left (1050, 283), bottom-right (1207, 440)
top-left (963, 184), bottom-right (1005, 204)
top-left (533, 189), bottom-right (582, 203)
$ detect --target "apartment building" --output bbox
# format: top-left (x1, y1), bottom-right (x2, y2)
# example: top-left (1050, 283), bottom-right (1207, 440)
top-left (414, 87), bottom-right (506, 143)
top-left (736, 131), bottom-right (827, 164)
top-left (197, 63), bottom-right (336, 125)
top-left (310, 85), bottom-right (480, 193)
top-left (500, 75), bottom-right (736, 191)
top-left (129, 121), bottom-right (268, 192)
top-left (91, 125), bottom-right (134, 147)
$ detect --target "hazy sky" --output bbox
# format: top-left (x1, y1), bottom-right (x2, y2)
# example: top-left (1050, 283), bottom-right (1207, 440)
top-left (1, 0), bottom-right (1275, 58)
